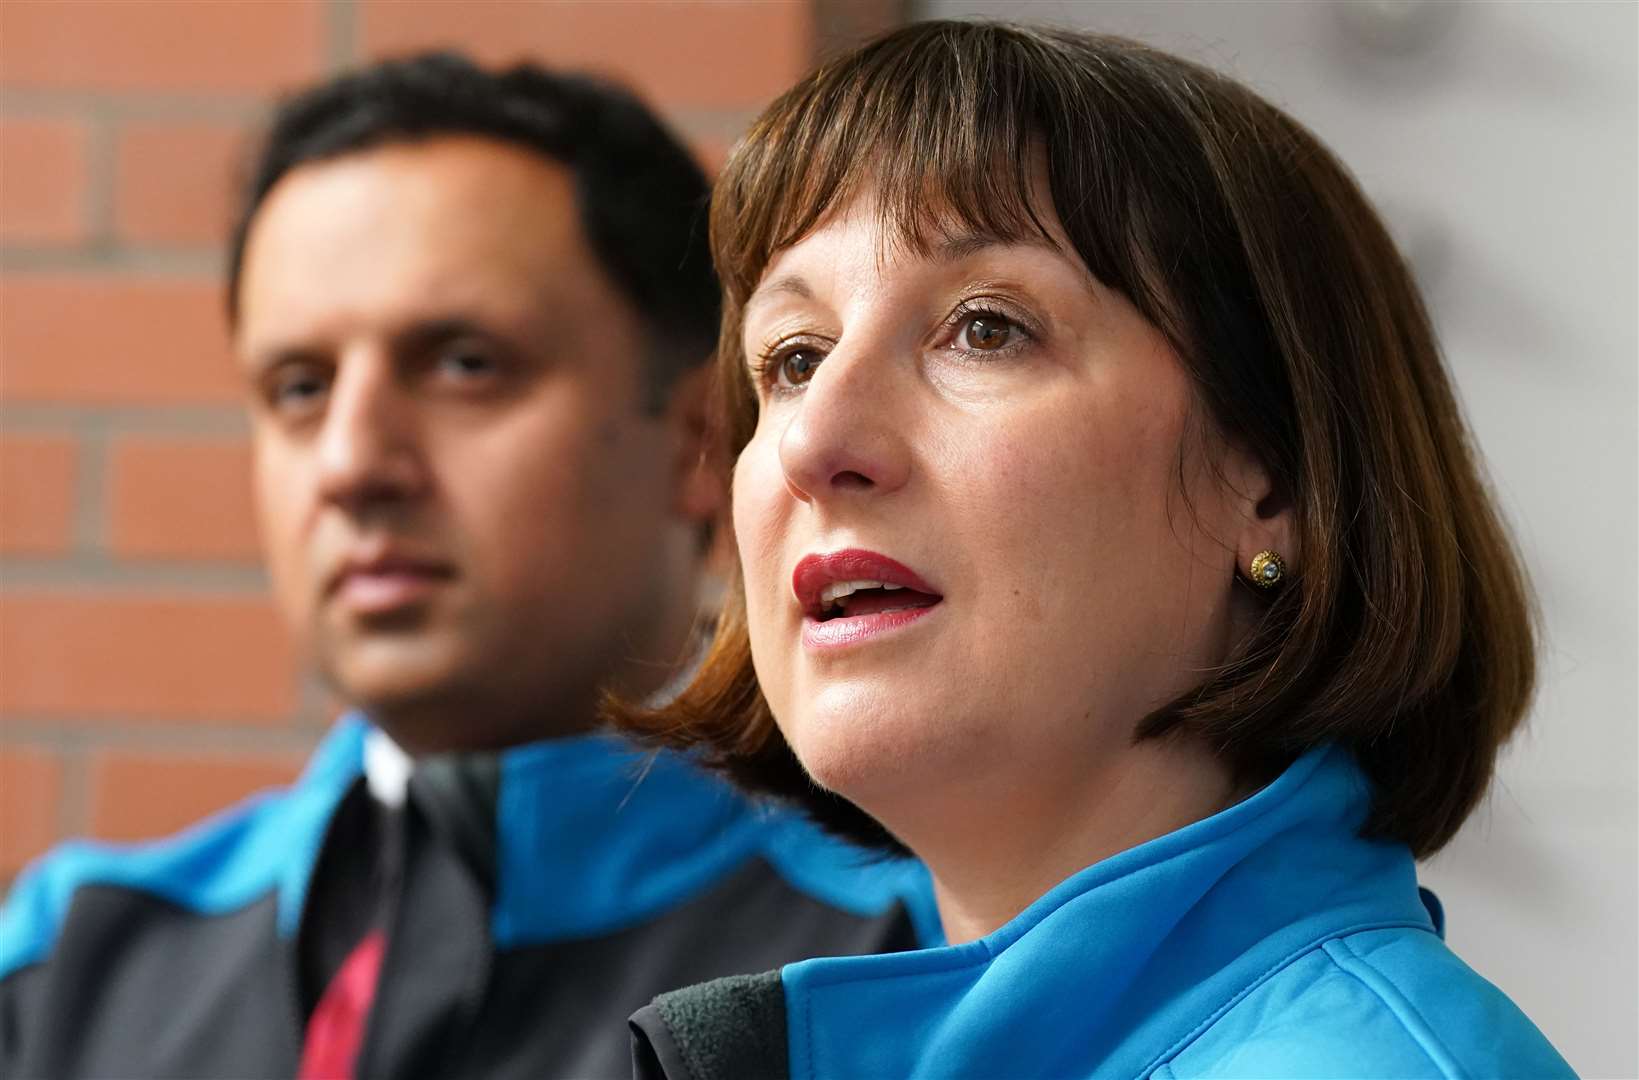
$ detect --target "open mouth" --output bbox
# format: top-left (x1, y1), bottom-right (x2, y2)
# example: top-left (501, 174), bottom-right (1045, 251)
top-left (816, 579), bottom-right (942, 621)
top-left (792, 550), bottom-right (944, 648)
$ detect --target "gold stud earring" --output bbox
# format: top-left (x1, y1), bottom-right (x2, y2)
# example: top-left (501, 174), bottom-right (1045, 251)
top-left (1247, 550), bottom-right (1286, 590)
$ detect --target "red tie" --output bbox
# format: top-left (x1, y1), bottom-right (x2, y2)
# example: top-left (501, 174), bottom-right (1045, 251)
top-left (297, 930), bottom-right (387, 1080)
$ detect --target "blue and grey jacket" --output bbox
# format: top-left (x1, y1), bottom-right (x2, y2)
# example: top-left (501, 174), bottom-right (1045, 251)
top-left (631, 746), bottom-right (1575, 1079)
top-left (0, 715), bottom-right (937, 1078)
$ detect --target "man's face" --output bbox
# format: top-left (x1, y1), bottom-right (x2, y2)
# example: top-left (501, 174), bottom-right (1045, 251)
top-left (236, 136), bottom-right (701, 751)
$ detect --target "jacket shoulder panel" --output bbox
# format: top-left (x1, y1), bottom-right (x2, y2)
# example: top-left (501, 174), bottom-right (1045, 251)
top-left (0, 757), bottom-right (355, 980)
top-left (1323, 928), bottom-right (1573, 1077)
top-left (470, 857), bottom-right (918, 1080)
top-left (1161, 928), bottom-right (1574, 1079)
top-left (2, 888), bottom-right (293, 1078)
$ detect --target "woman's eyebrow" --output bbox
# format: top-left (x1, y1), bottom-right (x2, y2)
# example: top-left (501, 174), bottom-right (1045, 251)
top-left (935, 231), bottom-right (1058, 262)
top-left (747, 275), bottom-right (814, 311)
top-left (746, 233), bottom-right (1064, 315)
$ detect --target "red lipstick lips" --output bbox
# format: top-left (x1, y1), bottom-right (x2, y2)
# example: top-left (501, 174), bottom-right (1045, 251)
top-left (792, 549), bottom-right (943, 649)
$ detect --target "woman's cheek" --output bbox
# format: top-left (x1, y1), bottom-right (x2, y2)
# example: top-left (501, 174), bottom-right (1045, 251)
top-left (731, 433), bottom-right (797, 695)
top-left (961, 405), bottom-right (1156, 639)
top-left (731, 436), bottom-right (789, 583)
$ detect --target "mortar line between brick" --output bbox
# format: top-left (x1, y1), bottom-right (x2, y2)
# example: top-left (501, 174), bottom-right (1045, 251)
top-left (327, 0), bottom-right (360, 71)
top-left (0, 405), bottom-right (248, 434)
top-left (0, 721), bottom-right (325, 755)
top-left (0, 246), bottom-right (225, 275)
top-left (0, 559), bottom-right (269, 593)
top-left (71, 422), bottom-right (110, 555)
top-left (668, 107), bottom-right (764, 140)
top-left (0, 90), bottom-right (270, 124)
top-left (296, 668), bottom-right (342, 728)
top-left (83, 99), bottom-right (121, 252)
top-left (57, 739), bottom-right (92, 837)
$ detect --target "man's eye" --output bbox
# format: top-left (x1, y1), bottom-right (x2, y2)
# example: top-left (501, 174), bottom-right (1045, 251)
top-left (957, 313), bottom-right (1021, 353)
top-left (438, 345), bottom-right (498, 378)
top-left (270, 371), bottom-right (328, 412)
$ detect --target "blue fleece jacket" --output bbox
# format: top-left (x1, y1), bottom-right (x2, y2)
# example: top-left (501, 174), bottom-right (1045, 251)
top-left (774, 746), bottom-right (1573, 1078)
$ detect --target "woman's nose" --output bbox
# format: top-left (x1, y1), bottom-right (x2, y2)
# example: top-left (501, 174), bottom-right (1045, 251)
top-left (776, 344), bottom-right (912, 506)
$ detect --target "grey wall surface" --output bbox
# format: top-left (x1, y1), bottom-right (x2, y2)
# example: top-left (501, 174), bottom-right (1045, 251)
top-left (923, 1), bottom-right (1638, 1074)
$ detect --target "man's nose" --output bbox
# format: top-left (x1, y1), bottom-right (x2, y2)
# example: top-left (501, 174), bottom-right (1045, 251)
top-left (315, 351), bottom-right (428, 512)
top-left (776, 340), bottom-right (913, 506)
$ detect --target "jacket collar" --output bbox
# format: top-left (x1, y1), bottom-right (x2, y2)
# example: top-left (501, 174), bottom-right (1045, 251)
top-left (294, 714), bottom-right (856, 947)
top-left (487, 723), bottom-right (771, 945)
top-left (781, 745), bottom-right (1436, 1079)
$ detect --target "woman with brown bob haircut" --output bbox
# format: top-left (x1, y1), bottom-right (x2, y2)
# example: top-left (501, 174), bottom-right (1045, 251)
top-left (618, 20), bottom-right (1573, 1079)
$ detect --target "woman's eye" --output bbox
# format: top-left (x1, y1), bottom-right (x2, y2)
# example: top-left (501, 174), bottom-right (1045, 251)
top-left (775, 348), bottom-right (823, 389)
top-left (958, 313), bottom-right (1020, 352)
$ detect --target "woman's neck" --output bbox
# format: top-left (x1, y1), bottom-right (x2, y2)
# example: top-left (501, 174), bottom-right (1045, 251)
top-left (912, 736), bottom-right (1241, 946)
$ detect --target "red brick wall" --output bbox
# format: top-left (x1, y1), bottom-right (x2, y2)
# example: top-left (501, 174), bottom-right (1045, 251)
top-left (0, 0), bottom-right (892, 881)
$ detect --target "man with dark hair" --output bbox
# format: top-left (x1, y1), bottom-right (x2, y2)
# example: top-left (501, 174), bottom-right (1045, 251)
top-left (0, 54), bottom-right (931, 1079)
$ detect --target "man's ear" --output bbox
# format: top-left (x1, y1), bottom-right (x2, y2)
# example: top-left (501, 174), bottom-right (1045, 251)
top-left (1224, 441), bottom-right (1298, 581)
top-left (663, 364), bottom-right (724, 524)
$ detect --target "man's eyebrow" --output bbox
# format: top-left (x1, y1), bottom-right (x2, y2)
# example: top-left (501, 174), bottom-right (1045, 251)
top-left (243, 342), bottom-right (322, 378)
top-left (394, 315), bottom-right (493, 352)
top-left (244, 315), bottom-right (498, 375)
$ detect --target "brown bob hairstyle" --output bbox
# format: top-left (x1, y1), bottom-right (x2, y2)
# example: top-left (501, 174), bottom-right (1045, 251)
top-left (608, 20), bottom-right (1535, 860)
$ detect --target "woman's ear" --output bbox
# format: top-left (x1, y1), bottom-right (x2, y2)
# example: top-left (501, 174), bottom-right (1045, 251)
top-left (663, 364), bottom-right (724, 524)
top-left (1223, 442), bottom-right (1298, 584)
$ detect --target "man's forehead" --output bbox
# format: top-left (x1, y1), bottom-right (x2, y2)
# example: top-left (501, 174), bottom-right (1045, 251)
top-left (270, 133), bottom-right (578, 214)
top-left (234, 136), bottom-right (601, 354)
top-left (242, 137), bottom-right (585, 275)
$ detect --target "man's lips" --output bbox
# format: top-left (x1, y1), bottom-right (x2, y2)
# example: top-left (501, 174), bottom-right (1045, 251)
top-left (325, 551), bottom-right (455, 614)
top-left (791, 549), bottom-right (942, 619)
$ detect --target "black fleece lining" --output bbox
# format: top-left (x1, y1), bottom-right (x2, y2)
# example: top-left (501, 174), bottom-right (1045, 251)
top-left (647, 971), bottom-right (789, 1080)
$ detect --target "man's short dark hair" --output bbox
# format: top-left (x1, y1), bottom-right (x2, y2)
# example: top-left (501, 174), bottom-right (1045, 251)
top-left (227, 51), bottom-right (719, 399)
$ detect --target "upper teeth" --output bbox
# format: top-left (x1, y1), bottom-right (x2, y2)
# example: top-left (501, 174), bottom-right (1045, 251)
top-left (819, 579), bottom-right (904, 606)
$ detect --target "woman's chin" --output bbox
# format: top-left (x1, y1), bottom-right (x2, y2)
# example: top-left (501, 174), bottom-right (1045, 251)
top-left (788, 730), bottom-right (890, 801)
top-left (781, 698), bottom-right (986, 823)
